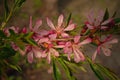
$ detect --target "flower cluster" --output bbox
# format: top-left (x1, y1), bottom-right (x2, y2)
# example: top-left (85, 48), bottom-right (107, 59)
top-left (3, 11), bottom-right (119, 64)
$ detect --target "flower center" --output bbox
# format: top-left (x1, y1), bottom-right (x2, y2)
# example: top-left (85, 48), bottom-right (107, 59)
top-left (43, 43), bottom-right (53, 48)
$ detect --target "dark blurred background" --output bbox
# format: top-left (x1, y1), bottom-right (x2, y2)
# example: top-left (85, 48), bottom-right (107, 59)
top-left (0, 0), bottom-right (120, 80)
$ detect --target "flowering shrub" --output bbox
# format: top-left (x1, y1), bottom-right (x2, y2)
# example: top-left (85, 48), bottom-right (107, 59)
top-left (0, 0), bottom-right (120, 80)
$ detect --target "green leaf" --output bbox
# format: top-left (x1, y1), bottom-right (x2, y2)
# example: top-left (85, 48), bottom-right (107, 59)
top-left (114, 18), bottom-right (120, 24)
top-left (7, 53), bottom-right (21, 65)
top-left (9, 29), bottom-right (16, 35)
top-left (15, 40), bottom-right (26, 50)
top-left (103, 9), bottom-right (109, 21)
top-left (87, 57), bottom-right (120, 80)
top-left (9, 64), bottom-right (22, 72)
top-left (112, 11), bottom-right (117, 18)
top-left (0, 47), bottom-right (16, 60)
top-left (58, 58), bottom-right (76, 80)
top-left (26, 38), bottom-right (37, 46)
top-left (66, 13), bottom-right (72, 26)
top-left (24, 32), bottom-right (33, 39)
top-left (4, 60), bottom-right (22, 72)
top-left (63, 59), bottom-right (87, 73)
top-left (87, 57), bottom-right (105, 80)
top-left (14, 0), bottom-right (26, 7)
top-left (18, 0), bottom-right (26, 7)
top-left (89, 63), bottom-right (105, 80)
top-left (0, 30), bottom-right (7, 38)
top-left (96, 64), bottom-right (120, 80)
top-left (53, 58), bottom-right (61, 80)
top-left (4, 0), bottom-right (9, 20)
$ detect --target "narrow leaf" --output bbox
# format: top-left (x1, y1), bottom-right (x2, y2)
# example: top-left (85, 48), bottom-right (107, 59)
top-left (0, 47), bottom-right (16, 59)
top-left (89, 63), bottom-right (105, 80)
top-left (0, 30), bottom-right (7, 38)
top-left (112, 11), bottom-right (117, 18)
top-left (9, 64), bottom-right (22, 72)
top-left (58, 58), bottom-right (76, 80)
top-left (66, 13), bottom-right (72, 26)
top-left (53, 58), bottom-right (61, 80)
top-left (96, 64), bottom-right (120, 80)
top-left (15, 0), bottom-right (26, 7)
top-left (114, 18), bottom-right (120, 24)
top-left (103, 9), bottom-right (109, 21)
top-left (4, 0), bottom-right (9, 20)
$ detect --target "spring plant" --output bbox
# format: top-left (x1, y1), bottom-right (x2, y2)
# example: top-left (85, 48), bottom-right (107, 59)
top-left (0, 0), bottom-right (120, 80)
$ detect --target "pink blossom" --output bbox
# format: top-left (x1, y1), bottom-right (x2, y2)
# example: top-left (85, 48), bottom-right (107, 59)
top-left (38, 37), bottom-right (61, 64)
top-left (85, 10), bottom-right (114, 30)
top-left (29, 16), bottom-right (42, 41)
top-left (26, 45), bottom-right (44, 63)
top-left (20, 27), bottom-right (27, 34)
top-left (92, 36), bottom-right (118, 61)
top-left (29, 16), bottom-right (42, 33)
top-left (46, 14), bottom-right (76, 38)
top-left (63, 36), bottom-right (91, 63)
top-left (3, 26), bottom-right (19, 36)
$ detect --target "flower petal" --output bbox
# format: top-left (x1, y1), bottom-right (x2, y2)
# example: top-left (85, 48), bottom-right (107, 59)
top-left (92, 50), bottom-right (97, 61)
top-left (86, 23), bottom-right (94, 29)
top-left (18, 48), bottom-right (26, 56)
top-left (73, 49), bottom-right (81, 63)
top-left (87, 10), bottom-right (95, 24)
top-left (64, 47), bottom-right (72, 54)
top-left (38, 38), bottom-right (49, 43)
top-left (61, 32), bottom-right (69, 37)
top-left (74, 36), bottom-right (80, 43)
top-left (64, 24), bottom-right (75, 31)
top-left (27, 52), bottom-right (33, 63)
top-left (67, 53), bottom-right (71, 61)
top-left (50, 48), bottom-right (59, 57)
top-left (49, 33), bottom-right (57, 40)
top-left (34, 20), bottom-right (42, 31)
top-left (101, 47), bottom-right (111, 56)
top-left (75, 48), bottom-right (85, 61)
top-left (11, 42), bottom-right (18, 51)
top-left (39, 30), bottom-right (49, 36)
top-left (33, 47), bottom-right (42, 58)
top-left (96, 10), bottom-right (104, 23)
top-left (47, 18), bottom-right (55, 30)
top-left (21, 27), bottom-right (27, 33)
top-left (94, 19), bottom-right (100, 26)
top-left (101, 26), bottom-right (108, 29)
top-left (79, 38), bottom-right (91, 45)
top-left (65, 41), bottom-right (72, 47)
top-left (53, 45), bottom-right (65, 48)
top-left (101, 18), bottom-right (112, 25)
top-left (92, 46), bottom-right (101, 61)
top-left (42, 50), bottom-right (47, 58)
top-left (58, 14), bottom-right (64, 28)
top-left (106, 38), bottom-right (118, 44)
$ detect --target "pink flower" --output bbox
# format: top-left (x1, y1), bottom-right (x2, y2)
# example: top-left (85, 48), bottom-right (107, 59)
top-left (20, 27), bottom-right (27, 34)
top-left (29, 16), bottom-right (42, 41)
top-left (47, 14), bottom-right (76, 38)
top-left (3, 26), bottom-right (19, 36)
top-left (85, 10), bottom-right (114, 30)
top-left (38, 37), bottom-right (60, 64)
top-left (43, 48), bottom-right (59, 64)
top-left (29, 16), bottom-right (42, 33)
top-left (92, 36), bottom-right (118, 61)
top-left (63, 36), bottom-right (91, 63)
top-left (26, 45), bottom-right (43, 63)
